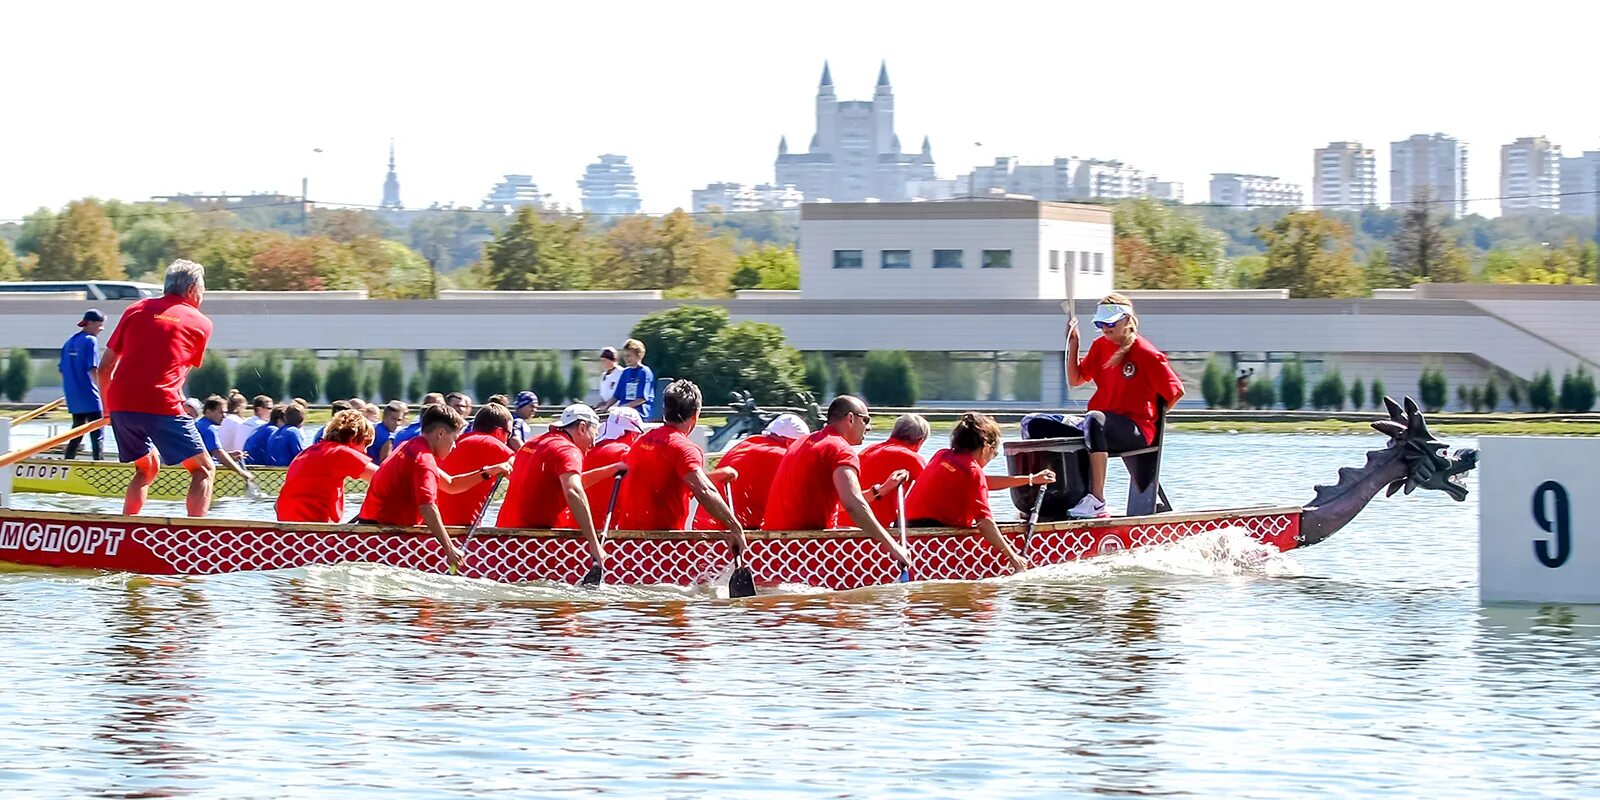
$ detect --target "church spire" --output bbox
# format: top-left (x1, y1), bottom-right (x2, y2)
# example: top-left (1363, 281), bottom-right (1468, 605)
top-left (778, 135), bottom-right (789, 156)
top-left (876, 60), bottom-right (891, 89)
top-left (380, 138), bottom-right (402, 211)
top-left (819, 60), bottom-right (833, 89)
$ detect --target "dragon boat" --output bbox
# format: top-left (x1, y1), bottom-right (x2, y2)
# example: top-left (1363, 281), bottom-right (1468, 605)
top-left (0, 399), bottom-right (1476, 591)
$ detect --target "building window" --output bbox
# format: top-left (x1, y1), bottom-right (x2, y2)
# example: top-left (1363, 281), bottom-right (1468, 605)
top-left (1093, 252), bottom-right (1105, 274)
top-left (832, 250), bottom-right (864, 269)
top-left (982, 250), bottom-right (1012, 269)
top-left (881, 249), bottom-right (912, 269)
top-left (1049, 251), bottom-right (1060, 272)
top-left (933, 249), bottom-right (963, 269)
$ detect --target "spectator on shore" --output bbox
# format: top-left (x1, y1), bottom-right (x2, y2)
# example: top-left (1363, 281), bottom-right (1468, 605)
top-left (197, 395), bottom-right (253, 485)
top-left (593, 347), bottom-right (622, 411)
top-left (314, 400), bottom-right (353, 443)
top-left (266, 402), bottom-right (308, 466)
top-left (508, 391), bottom-right (539, 450)
top-left (242, 395), bottom-right (274, 440)
top-left (371, 400), bottom-right (408, 463)
top-left (60, 308), bottom-right (105, 461)
top-left (244, 407), bottom-right (285, 465)
top-left (219, 393), bottom-right (251, 452)
top-left (387, 393), bottom-right (444, 455)
top-left (445, 391), bottom-right (472, 420)
top-left (610, 339), bottom-right (656, 421)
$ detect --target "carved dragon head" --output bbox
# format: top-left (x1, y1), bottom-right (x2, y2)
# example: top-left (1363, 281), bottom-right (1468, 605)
top-left (1371, 396), bottom-right (1478, 502)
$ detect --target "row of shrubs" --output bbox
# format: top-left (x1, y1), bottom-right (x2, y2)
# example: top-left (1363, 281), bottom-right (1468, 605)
top-left (1201, 357), bottom-right (1598, 413)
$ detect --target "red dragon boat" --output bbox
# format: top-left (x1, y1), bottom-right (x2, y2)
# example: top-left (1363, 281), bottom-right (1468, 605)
top-left (0, 399), bottom-right (1476, 591)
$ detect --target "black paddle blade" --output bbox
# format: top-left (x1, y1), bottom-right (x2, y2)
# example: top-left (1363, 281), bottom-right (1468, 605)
top-left (581, 564), bottom-right (603, 586)
top-left (728, 566), bottom-right (756, 599)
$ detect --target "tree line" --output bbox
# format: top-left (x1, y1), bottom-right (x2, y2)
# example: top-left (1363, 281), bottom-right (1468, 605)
top-left (1198, 356), bottom-right (1596, 412)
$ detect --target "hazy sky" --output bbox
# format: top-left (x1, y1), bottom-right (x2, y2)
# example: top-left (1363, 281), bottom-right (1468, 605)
top-left (4, 1), bottom-right (1597, 221)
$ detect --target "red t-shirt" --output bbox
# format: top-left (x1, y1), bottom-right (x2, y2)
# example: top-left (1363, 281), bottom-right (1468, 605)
top-left (762, 426), bottom-right (861, 531)
top-left (436, 431), bottom-right (513, 526)
top-left (496, 429), bottom-right (585, 529)
top-left (612, 426), bottom-right (703, 531)
top-left (580, 436), bottom-right (636, 525)
top-left (694, 434), bottom-right (790, 530)
top-left (904, 449), bottom-right (992, 528)
top-left (857, 439), bottom-right (928, 526)
top-left (356, 437), bottom-right (441, 527)
top-left (104, 295), bottom-right (213, 415)
top-left (276, 441), bottom-right (372, 523)
top-left (1078, 334), bottom-right (1184, 445)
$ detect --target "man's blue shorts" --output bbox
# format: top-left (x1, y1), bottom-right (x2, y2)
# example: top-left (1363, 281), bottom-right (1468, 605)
top-left (110, 411), bottom-right (207, 466)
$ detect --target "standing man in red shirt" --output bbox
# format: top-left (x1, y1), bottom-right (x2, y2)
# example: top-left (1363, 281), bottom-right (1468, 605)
top-left (497, 404), bottom-right (622, 573)
top-left (97, 260), bottom-right (216, 517)
top-left (1066, 293), bottom-right (1185, 518)
top-left (355, 404), bottom-right (509, 572)
top-left (437, 403), bottom-right (516, 526)
top-left (694, 412), bottom-right (809, 531)
top-left (763, 395), bottom-right (913, 571)
top-left (857, 413), bottom-right (928, 526)
top-left (612, 380), bottom-right (745, 552)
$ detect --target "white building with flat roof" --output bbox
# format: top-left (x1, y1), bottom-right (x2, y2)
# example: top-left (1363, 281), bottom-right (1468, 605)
top-left (1313, 142), bottom-right (1377, 208)
top-left (1391, 133), bottom-right (1468, 215)
top-left (1559, 150), bottom-right (1600, 217)
top-left (691, 182), bottom-right (804, 213)
top-left (797, 199), bottom-right (1114, 301)
top-left (1500, 136), bottom-right (1561, 216)
top-left (1208, 174), bottom-right (1303, 208)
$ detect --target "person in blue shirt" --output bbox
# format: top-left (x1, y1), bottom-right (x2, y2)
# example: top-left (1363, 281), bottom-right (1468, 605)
top-left (196, 395), bottom-right (253, 483)
top-left (368, 400), bottom-right (408, 463)
top-left (266, 403), bottom-right (308, 466)
top-left (244, 407), bottom-right (285, 465)
top-left (612, 338), bottom-right (657, 421)
top-left (509, 390), bottom-right (538, 449)
top-left (59, 309), bottom-right (106, 460)
top-left (384, 392), bottom-right (443, 460)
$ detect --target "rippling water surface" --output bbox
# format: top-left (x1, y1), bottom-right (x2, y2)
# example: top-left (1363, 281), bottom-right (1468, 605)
top-left (4, 431), bottom-right (1598, 798)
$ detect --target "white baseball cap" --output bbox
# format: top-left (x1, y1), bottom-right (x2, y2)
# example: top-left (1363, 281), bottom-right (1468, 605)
top-left (598, 406), bottom-right (645, 442)
top-left (763, 413), bottom-right (810, 441)
top-left (1092, 303), bottom-right (1133, 326)
top-left (555, 403), bottom-right (600, 429)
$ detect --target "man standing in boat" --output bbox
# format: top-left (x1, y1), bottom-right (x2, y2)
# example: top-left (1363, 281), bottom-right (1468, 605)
top-left (59, 308), bottom-right (106, 461)
top-left (97, 259), bottom-right (216, 517)
top-left (763, 395), bottom-right (913, 571)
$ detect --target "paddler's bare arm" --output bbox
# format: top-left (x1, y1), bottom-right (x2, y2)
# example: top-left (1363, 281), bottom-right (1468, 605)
top-left (684, 467), bottom-right (745, 554)
top-left (360, 462), bottom-right (380, 480)
top-left (418, 503), bottom-right (464, 572)
top-left (578, 461), bottom-right (625, 489)
top-left (435, 461), bottom-right (510, 495)
top-left (832, 465), bottom-right (912, 567)
top-left (97, 349), bottom-right (120, 399)
top-left (560, 471), bottom-right (604, 565)
top-left (988, 470), bottom-right (1057, 491)
top-left (210, 447), bottom-right (252, 481)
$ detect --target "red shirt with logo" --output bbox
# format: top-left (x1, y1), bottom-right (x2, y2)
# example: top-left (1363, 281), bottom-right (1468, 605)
top-left (857, 439), bottom-right (928, 526)
top-left (904, 449), bottom-right (991, 528)
top-left (613, 426), bottom-right (703, 531)
top-left (356, 437), bottom-right (441, 527)
top-left (104, 295), bottom-right (213, 415)
top-left (436, 431), bottom-right (513, 526)
top-left (762, 426), bottom-right (860, 531)
top-left (276, 441), bottom-right (372, 523)
top-left (694, 433), bottom-right (790, 531)
top-left (496, 430), bottom-right (585, 529)
top-left (1078, 334), bottom-right (1184, 445)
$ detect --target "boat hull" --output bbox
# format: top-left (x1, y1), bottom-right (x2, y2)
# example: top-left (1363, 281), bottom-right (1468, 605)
top-left (0, 506), bottom-right (1301, 590)
top-left (9, 457), bottom-right (507, 502)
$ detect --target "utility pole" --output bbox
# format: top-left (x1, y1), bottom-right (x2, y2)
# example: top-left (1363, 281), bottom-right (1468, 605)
top-left (301, 176), bottom-right (309, 236)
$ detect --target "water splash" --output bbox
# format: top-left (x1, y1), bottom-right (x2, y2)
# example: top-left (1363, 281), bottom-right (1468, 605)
top-left (1016, 524), bottom-right (1302, 583)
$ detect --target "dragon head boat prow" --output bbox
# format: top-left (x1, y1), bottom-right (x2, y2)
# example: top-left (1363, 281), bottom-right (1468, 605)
top-left (1299, 396), bottom-right (1479, 546)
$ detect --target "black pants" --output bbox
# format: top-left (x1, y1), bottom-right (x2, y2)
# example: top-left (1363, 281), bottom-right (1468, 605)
top-left (1023, 411), bottom-right (1146, 453)
top-left (64, 411), bottom-right (104, 460)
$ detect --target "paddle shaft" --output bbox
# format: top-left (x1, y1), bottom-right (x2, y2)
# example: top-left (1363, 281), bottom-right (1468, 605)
top-left (896, 484), bottom-right (911, 582)
top-left (12, 398), bottom-right (65, 426)
top-left (0, 417), bottom-right (109, 469)
top-left (450, 473), bottom-right (505, 575)
top-left (1022, 485), bottom-right (1047, 558)
top-left (582, 472), bottom-right (625, 586)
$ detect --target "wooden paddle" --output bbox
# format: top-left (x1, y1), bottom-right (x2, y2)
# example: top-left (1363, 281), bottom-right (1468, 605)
top-left (581, 471), bottom-right (625, 586)
top-left (0, 417), bottom-right (109, 469)
top-left (723, 482), bottom-right (756, 599)
top-left (1022, 485), bottom-right (1048, 559)
top-left (11, 398), bottom-right (65, 426)
top-left (450, 473), bottom-right (504, 576)
top-left (895, 484), bottom-right (912, 583)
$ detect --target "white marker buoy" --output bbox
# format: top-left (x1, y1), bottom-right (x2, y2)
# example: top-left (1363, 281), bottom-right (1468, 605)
top-left (1480, 437), bottom-right (1600, 604)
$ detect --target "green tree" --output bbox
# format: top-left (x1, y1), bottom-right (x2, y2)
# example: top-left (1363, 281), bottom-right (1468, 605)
top-left (860, 350), bottom-right (918, 406)
top-left (566, 362), bottom-right (587, 404)
top-left (730, 244), bottom-right (800, 291)
top-left (833, 359), bottom-right (860, 398)
top-left (236, 351), bottom-right (285, 401)
top-left (803, 352), bottom-right (832, 399)
top-left (0, 239), bottom-right (20, 281)
top-left (324, 354), bottom-right (362, 401)
top-left (602, 211), bottom-right (737, 297)
top-left (1482, 377), bottom-right (1499, 412)
top-left (473, 357), bottom-right (505, 403)
top-left (1363, 249), bottom-right (1405, 290)
top-left (14, 207), bottom-right (57, 258)
top-left (483, 207), bottom-right (597, 290)
top-left (1507, 378), bottom-right (1523, 411)
top-left (1113, 199), bottom-right (1228, 289)
top-left (1418, 368), bottom-right (1448, 412)
top-left (1200, 357), bottom-right (1227, 408)
top-left (380, 355), bottom-right (405, 402)
top-left (406, 370), bottom-right (426, 403)
top-left (1529, 369), bottom-right (1556, 412)
top-left (1245, 377), bottom-right (1276, 409)
top-left (1349, 377), bottom-right (1364, 410)
top-left (1370, 377), bottom-right (1385, 410)
top-left (1559, 366), bottom-right (1597, 412)
top-left (4, 348), bottom-right (32, 402)
top-left (1278, 358), bottom-right (1306, 410)
top-left (1456, 383), bottom-right (1471, 411)
top-left (1256, 212), bottom-right (1366, 298)
top-left (32, 199), bottom-right (124, 280)
top-left (186, 351), bottom-right (232, 400)
top-left (366, 239), bottom-right (437, 299)
top-left (1313, 370), bottom-right (1345, 410)
top-left (701, 321), bottom-right (807, 405)
top-left (1481, 240), bottom-right (1598, 285)
top-left (288, 351), bottom-right (322, 402)
top-left (425, 358), bottom-right (464, 397)
top-left (1390, 193), bottom-right (1468, 284)
top-left (510, 358), bottom-right (531, 395)
top-left (629, 305), bottom-right (729, 383)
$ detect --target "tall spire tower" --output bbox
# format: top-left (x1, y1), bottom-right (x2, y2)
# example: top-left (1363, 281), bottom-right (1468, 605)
top-left (380, 139), bottom-right (402, 210)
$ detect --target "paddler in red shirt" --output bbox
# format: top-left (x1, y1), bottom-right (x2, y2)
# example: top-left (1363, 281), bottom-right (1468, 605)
top-left (497, 403), bottom-right (624, 575)
top-left (276, 409), bottom-right (380, 523)
top-left (856, 413), bottom-right (929, 526)
top-left (762, 395), bottom-right (913, 571)
top-left (436, 403), bottom-right (517, 526)
top-left (905, 412), bottom-right (1055, 573)
top-left (1066, 292), bottom-right (1185, 518)
top-left (579, 405), bottom-right (645, 521)
top-left (97, 260), bottom-right (217, 517)
top-left (693, 412), bottom-right (809, 531)
top-left (611, 380), bottom-right (745, 556)
top-left (354, 404), bottom-right (510, 573)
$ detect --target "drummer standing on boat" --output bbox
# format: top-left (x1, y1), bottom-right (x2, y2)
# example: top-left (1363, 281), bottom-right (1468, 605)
top-left (59, 308), bottom-right (106, 461)
top-left (97, 260), bottom-right (216, 517)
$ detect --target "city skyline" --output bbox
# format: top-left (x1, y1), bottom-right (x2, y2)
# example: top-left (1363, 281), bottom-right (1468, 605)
top-left (3, 1), bottom-right (1599, 221)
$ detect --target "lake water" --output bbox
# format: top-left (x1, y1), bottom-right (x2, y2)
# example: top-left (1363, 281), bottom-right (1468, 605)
top-left (4, 431), bottom-right (1598, 799)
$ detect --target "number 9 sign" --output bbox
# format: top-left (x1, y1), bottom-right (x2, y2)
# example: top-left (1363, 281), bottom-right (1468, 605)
top-left (1481, 438), bottom-right (1596, 604)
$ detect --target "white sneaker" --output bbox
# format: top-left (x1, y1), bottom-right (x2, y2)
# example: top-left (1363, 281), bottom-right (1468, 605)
top-left (1069, 495), bottom-right (1109, 519)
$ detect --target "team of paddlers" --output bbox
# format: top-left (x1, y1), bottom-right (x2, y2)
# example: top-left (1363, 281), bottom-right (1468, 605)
top-left (71, 259), bottom-right (1184, 577)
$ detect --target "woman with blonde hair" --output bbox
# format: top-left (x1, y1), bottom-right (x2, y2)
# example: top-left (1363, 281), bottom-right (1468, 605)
top-left (276, 409), bottom-right (380, 523)
top-left (1065, 292), bottom-right (1185, 518)
top-left (904, 412), bottom-right (1054, 574)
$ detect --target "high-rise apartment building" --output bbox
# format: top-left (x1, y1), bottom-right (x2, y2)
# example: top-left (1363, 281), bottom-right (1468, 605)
top-left (960, 157), bottom-right (1175, 202)
top-left (1208, 174), bottom-right (1302, 208)
top-left (1312, 142), bottom-right (1376, 208)
top-left (774, 62), bottom-right (936, 202)
top-left (482, 175), bottom-right (548, 213)
top-left (691, 182), bottom-right (804, 213)
top-left (1558, 150), bottom-right (1600, 217)
top-left (1500, 136), bottom-right (1562, 216)
top-left (1390, 134), bottom-right (1467, 215)
top-left (578, 154), bottom-right (642, 216)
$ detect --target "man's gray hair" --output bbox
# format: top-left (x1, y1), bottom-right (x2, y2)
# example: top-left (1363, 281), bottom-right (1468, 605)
top-left (889, 413), bottom-right (930, 445)
top-left (164, 259), bottom-right (206, 297)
